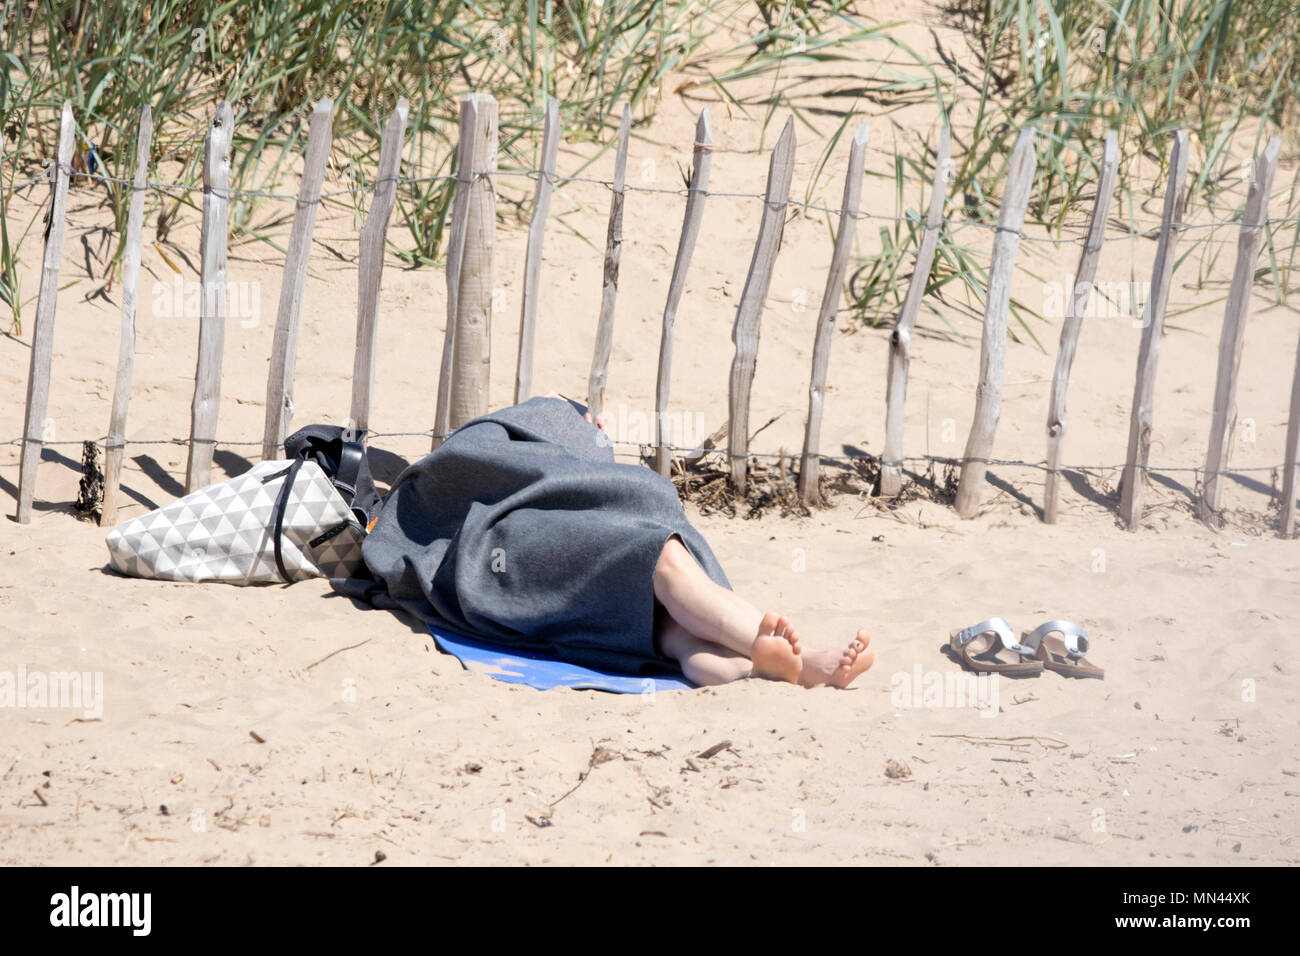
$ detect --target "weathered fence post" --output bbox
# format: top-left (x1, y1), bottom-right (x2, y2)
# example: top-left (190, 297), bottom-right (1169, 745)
top-left (514, 97), bottom-right (561, 404)
top-left (1119, 130), bottom-right (1189, 530)
top-left (798, 120), bottom-right (869, 506)
top-left (653, 109), bottom-right (712, 476)
top-left (586, 102), bottom-right (631, 419)
top-left (184, 100), bottom-right (234, 494)
top-left (449, 94), bottom-right (497, 431)
top-left (1281, 333), bottom-right (1300, 537)
top-left (1199, 135), bottom-right (1283, 522)
top-left (261, 98), bottom-right (335, 461)
top-left (1043, 130), bottom-right (1119, 523)
top-left (728, 116), bottom-right (796, 494)
top-left (433, 96), bottom-right (477, 449)
top-left (880, 124), bottom-right (950, 498)
top-left (349, 98), bottom-right (408, 441)
top-left (434, 94), bottom-right (496, 447)
top-left (953, 127), bottom-right (1037, 519)
top-left (101, 105), bottom-right (153, 526)
top-left (15, 101), bottom-right (74, 524)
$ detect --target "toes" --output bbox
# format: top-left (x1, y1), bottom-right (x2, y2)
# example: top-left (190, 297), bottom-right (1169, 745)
top-left (836, 643), bottom-right (865, 674)
top-left (830, 634), bottom-right (874, 685)
top-left (758, 611), bottom-right (781, 637)
top-left (840, 645), bottom-right (874, 675)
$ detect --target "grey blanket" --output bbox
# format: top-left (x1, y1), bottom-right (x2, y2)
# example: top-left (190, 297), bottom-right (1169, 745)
top-left (332, 396), bottom-right (731, 674)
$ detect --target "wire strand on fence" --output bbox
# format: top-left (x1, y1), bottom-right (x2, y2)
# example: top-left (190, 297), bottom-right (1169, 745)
top-left (1, 432), bottom-right (1285, 480)
top-left (66, 168), bottom-right (460, 202)
top-left (0, 172), bottom-right (54, 193)
top-left (5, 166), bottom-right (1294, 248)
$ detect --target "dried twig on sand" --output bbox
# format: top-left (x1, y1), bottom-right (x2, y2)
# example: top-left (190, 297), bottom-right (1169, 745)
top-left (305, 638), bottom-right (372, 671)
top-left (930, 733), bottom-right (1069, 751)
top-left (550, 744), bottom-right (620, 808)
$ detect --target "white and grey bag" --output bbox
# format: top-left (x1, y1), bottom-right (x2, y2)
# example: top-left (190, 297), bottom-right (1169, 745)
top-left (105, 456), bottom-right (367, 584)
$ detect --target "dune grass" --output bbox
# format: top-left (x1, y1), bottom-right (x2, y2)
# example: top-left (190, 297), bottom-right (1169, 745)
top-left (848, 0), bottom-right (1299, 339)
top-left (0, 0), bottom-right (935, 330)
top-left (2, 1), bottom-right (1294, 344)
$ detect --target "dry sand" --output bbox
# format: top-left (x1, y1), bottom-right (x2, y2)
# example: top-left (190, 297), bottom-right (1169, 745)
top-left (1, 2), bottom-right (1297, 864)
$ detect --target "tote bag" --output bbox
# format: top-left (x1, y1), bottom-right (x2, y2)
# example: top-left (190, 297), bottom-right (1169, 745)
top-left (105, 457), bottom-right (366, 584)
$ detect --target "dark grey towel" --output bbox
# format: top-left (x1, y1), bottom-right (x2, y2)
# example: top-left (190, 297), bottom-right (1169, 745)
top-left (332, 396), bottom-right (731, 675)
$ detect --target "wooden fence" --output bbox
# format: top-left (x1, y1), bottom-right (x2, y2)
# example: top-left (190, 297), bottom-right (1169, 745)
top-left (7, 94), bottom-right (1300, 536)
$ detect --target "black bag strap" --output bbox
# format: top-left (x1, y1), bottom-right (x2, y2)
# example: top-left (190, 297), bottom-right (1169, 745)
top-left (271, 457), bottom-right (305, 584)
top-left (334, 440), bottom-right (364, 500)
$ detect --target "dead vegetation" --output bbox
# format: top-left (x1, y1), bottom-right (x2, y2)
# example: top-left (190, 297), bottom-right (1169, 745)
top-left (662, 448), bottom-right (961, 519)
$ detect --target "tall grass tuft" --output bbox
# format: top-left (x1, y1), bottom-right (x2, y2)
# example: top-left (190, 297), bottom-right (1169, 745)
top-left (0, 0), bottom-right (917, 310)
top-left (851, 0), bottom-right (1299, 339)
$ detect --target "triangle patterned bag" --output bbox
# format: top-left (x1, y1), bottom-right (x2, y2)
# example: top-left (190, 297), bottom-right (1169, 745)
top-left (105, 457), bottom-right (366, 584)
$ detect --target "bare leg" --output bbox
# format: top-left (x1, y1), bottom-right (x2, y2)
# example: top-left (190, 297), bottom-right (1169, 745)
top-left (652, 537), bottom-right (764, 657)
top-left (652, 538), bottom-right (800, 681)
top-left (657, 616), bottom-right (752, 686)
top-left (652, 537), bottom-right (874, 686)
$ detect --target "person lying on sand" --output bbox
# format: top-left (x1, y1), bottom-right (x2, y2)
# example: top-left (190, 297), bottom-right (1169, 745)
top-left (334, 394), bottom-right (873, 688)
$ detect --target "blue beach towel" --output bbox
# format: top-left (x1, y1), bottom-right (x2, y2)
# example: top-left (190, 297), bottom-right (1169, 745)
top-left (429, 625), bottom-right (695, 693)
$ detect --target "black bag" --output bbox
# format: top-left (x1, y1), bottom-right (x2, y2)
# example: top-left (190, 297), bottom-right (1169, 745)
top-left (284, 425), bottom-right (384, 528)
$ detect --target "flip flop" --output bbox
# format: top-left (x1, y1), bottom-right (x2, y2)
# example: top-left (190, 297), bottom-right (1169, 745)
top-left (949, 618), bottom-right (1043, 677)
top-left (1020, 620), bottom-right (1104, 679)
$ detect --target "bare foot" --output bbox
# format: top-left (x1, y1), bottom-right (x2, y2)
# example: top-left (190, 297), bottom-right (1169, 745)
top-left (750, 612), bottom-right (802, 683)
top-left (797, 629), bottom-right (874, 689)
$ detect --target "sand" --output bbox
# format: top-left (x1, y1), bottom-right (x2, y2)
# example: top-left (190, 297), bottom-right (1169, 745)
top-left (1, 2), bottom-right (1297, 865)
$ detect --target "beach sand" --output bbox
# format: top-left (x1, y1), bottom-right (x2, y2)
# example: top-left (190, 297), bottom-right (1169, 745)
top-left (2, 2), bottom-right (1297, 864)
